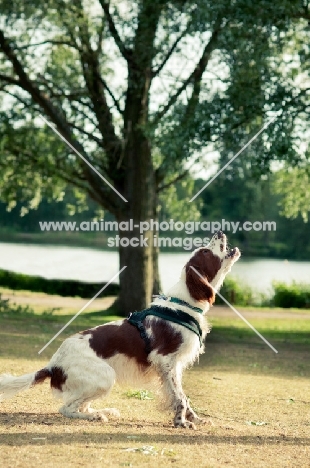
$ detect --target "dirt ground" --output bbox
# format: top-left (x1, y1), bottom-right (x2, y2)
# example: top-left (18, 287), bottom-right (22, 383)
top-left (0, 288), bottom-right (115, 313)
top-left (1, 288), bottom-right (309, 319)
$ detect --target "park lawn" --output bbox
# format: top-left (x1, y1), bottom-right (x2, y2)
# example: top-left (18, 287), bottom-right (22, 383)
top-left (0, 296), bottom-right (309, 467)
top-left (0, 287), bottom-right (116, 316)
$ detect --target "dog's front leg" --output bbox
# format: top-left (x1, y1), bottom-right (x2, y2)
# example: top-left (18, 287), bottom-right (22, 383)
top-left (174, 398), bottom-right (194, 429)
top-left (160, 366), bottom-right (196, 429)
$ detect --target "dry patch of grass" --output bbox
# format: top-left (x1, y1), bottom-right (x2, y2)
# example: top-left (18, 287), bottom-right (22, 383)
top-left (0, 302), bottom-right (310, 467)
top-left (0, 287), bottom-right (115, 316)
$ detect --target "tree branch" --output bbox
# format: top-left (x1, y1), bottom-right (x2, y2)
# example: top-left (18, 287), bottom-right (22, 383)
top-left (36, 75), bottom-right (87, 99)
top-left (293, 3), bottom-right (310, 21)
top-left (66, 102), bottom-right (99, 131)
top-left (63, 0), bottom-right (122, 162)
top-left (157, 169), bottom-right (189, 192)
top-left (98, 0), bottom-right (132, 62)
top-left (96, 16), bottom-right (106, 54)
top-left (0, 29), bottom-right (75, 135)
top-left (0, 28), bottom-right (123, 213)
top-left (123, 1), bottom-right (165, 131)
top-left (0, 73), bottom-right (21, 86)
top-left (99, 76), bottom-right (123, 114)
top-left (69, 122), bottom-right (102, 145)
top-left (152, 28), bottom-right (188, 77)
top-left (36, 75), bottom-right (98, 124)
top-left (1, 142), bottom-right (87, 188)
top-left (76, 31), bottom-right (122, 165)
top-left (156, 151), bottom-right (206, 193)
top-left (153, 19), bottom-right (223, 125)
top-left (184, 21), bottom-right (223, 120)
top-left (15, 39), bottom-right (79, 50)
top-left (0, 88), bottom-right (41, 112)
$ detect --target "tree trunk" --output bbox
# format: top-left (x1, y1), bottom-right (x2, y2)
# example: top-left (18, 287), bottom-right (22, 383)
top-left (117, 233), bottom-right (154, 314)
top-left (114, 3), bottom-right (162, 315)
top-left (115, 134), bottom-right (156, 315)
top-left (152, 197), bottom-right (161, 295)
top-left (116, 217), bottom-right (161, 315)
top-left (152, 237), bottom-right (161, 295)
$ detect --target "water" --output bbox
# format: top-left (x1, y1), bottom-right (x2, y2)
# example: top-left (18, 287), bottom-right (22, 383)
top-left (0, 242), bottom-right (309, 294)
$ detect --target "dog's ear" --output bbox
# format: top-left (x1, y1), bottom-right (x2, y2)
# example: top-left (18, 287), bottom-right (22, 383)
top-left (185, 264), bottom-right (215, 304)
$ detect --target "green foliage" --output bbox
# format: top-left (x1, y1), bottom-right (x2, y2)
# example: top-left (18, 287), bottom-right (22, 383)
top-left (0, 269), bottom-right (119, 298)
top-left (217, 278), bottom-right (310, 309)
top-left (125, 390), bottom-right (154, 400)
top-left (0, 189), bottom-right (105, 229)
top-left (196, 170), bottom-right (310, 260)
top-left (246, 421), bottom-right (268, 426)
top-left (0, 0), bottom-right (308, 214)
top-left (273, 166), bottom-right (310, 222)
top-left (271, 282), bottom-right (310, 308)
top-left (0, 115), bottom-right (74, 214)
top-left (158, 178), bottom-right (202, 222)
top-left (0, 293), bottom-right (33, 315)
top-left (216, 277), bottom-right (256, 306)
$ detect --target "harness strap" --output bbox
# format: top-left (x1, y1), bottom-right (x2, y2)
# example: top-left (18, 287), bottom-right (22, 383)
top-left (153, 294), bottom-right (204, 314)
top-left (127, 305), bottom-right (203, 355)
top-left (135, 320), bottom-right (152, 354)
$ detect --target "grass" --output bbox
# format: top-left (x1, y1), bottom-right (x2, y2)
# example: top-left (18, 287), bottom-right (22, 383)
top-left (125, 390), bottom-right (154, 400)
top-left (0, 293), bottom-right (310, 467)
top-left (0, 287), bottom-right (117, 317)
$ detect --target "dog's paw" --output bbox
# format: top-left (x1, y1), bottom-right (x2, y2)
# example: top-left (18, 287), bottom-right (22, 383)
top-left (101, 408), bottom-right (121, 418)
top-left (174, 419), bottom-right (197, 430)
top-left (89, 411), bottom-right (109, 422)
top-left (188, 416), bottom-right (214, 426)
top-left (198, 417), bottom-right (214, 426)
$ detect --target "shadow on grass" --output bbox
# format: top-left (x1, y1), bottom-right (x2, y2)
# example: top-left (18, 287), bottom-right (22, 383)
top-left (208, 326), bottom-right (310, 346)
top-left (0, 422), bottom-right (309, 447)
top-left (0, 310), bottom-right (121, 361)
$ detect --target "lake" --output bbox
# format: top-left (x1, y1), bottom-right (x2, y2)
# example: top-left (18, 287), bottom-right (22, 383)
top-left (0, 242), bottom-right (309, 295)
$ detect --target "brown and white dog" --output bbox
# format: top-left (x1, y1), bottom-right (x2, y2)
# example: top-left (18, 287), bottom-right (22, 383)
top-left (0, 231), bottom-right (240, 428)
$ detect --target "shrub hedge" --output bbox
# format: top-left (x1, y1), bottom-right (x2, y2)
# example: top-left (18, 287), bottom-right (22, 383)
top-left (271, 281), bottom-right (310, 309)
top-left (215, 277), bottom-right (256, 306)
top-left (1, 269), bottom-right (310, 308)
top-left (218, 279), bottom-right (310, 308)
top-left (0, 269), bottom-right (119, 298)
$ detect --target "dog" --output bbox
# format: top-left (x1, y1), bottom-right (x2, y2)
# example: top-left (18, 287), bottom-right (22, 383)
top-left (0, 231), bottom-right (240, 429)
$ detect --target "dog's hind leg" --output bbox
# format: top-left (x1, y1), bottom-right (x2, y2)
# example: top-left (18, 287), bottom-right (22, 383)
top-left (58, 361), bottom-right (119, 421)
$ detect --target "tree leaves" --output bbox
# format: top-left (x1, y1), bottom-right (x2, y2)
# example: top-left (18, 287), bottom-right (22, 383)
top-left (0, 0), bottom-right (309, 216)
top-left (273, 166), bottom-right (310, 222)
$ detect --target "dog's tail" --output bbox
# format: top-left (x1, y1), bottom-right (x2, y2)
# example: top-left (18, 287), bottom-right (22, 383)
top-left (0, 368), bottom-right (51, 401)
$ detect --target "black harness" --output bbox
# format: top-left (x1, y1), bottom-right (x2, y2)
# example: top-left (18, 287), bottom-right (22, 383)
top-left (127, 304), bottom-right (203, 355)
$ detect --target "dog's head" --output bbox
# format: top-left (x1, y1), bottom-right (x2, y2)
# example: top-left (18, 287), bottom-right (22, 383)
top-left (185, 231), bottom-right (240, 305)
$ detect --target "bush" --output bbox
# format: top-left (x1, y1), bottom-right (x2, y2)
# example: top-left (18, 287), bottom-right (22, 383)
top-left (0, 293), bottom-right (34, 315)
top-left (215, 277), bottom-right (256, 306)
top-left (0, 269), bottom-right (119, 298)
top-left (271, 282), bottom-right (310, 308)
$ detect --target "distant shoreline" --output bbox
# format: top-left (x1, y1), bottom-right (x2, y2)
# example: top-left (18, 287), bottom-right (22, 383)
top-left (0, 229), bottom-right (109, 249)
top-left (0, 229), bottom-right (309, 259)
